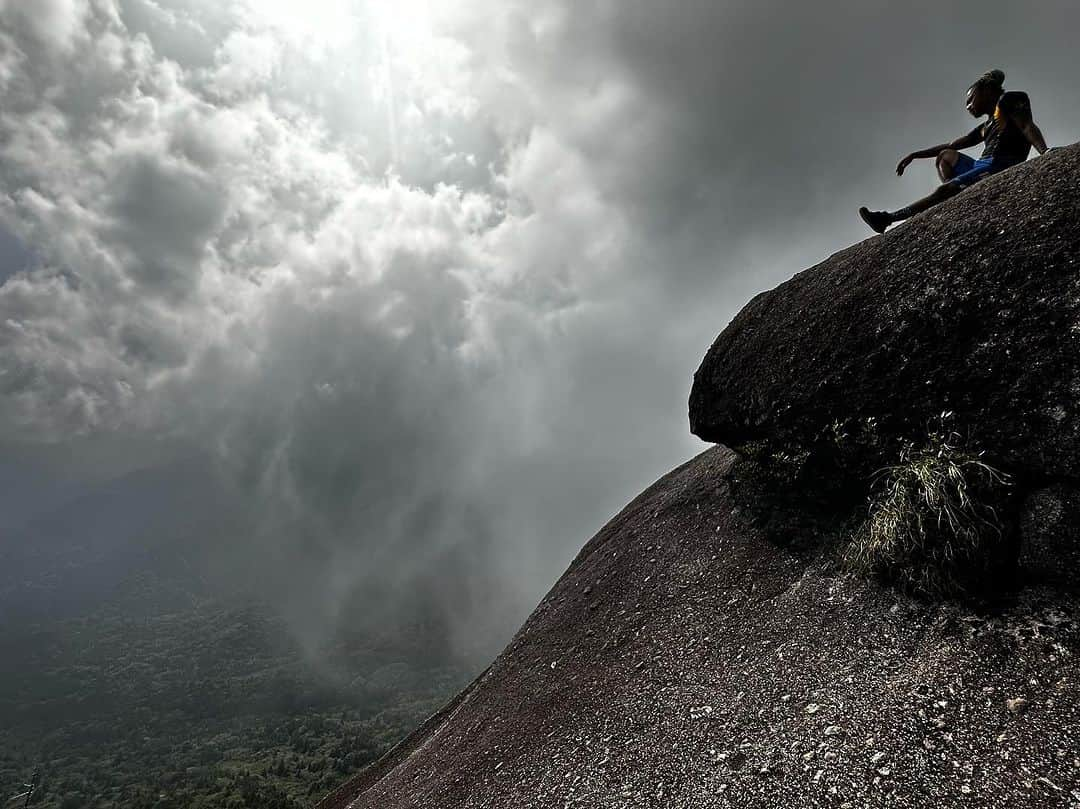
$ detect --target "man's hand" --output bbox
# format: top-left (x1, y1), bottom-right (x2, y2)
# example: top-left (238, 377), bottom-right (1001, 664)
top-left (896, 154), bottom-right (915, 176)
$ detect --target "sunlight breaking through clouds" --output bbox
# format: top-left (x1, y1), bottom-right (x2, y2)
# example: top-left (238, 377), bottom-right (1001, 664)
top-left (242, 0), bottom-right (359, 48)
top-left (0, 0), bottom-right (652, 651)
top-left (7, 0), bottom-right (1078, 657)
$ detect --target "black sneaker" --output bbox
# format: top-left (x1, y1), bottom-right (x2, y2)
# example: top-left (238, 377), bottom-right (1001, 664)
top-left (859, 206), bottom-right (892, 234)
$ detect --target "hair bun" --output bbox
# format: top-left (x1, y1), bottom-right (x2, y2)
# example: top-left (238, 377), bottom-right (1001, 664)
top-left (984, 69), bottom-right (1005, 85)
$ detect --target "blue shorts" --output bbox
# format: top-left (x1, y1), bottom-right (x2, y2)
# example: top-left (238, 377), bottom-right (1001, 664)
top-left (948, 153), bottom-right (1022, 188)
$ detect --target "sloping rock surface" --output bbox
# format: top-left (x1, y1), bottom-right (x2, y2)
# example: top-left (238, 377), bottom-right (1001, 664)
top-left (312, 146), bottom-right (1080, 809)
top-left (690, 143), bottom-right (1080, 480)
top-left (315, 446), bottom-right (1080, 809)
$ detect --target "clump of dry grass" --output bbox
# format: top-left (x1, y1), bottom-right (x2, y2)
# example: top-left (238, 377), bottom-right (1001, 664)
top-left (843, 415), bottom-right (1012, 596)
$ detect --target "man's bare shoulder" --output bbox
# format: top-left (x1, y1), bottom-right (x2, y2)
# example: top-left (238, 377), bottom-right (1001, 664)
top-left (997, 90), bottom-right (1032, 118)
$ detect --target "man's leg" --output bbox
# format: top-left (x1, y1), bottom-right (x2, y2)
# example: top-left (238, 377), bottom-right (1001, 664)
top-left (936, 149), bottom-right (962, 182)
top-left (860, 182), bottom-right (963, 233)
top-left (889, 182), bottom-right (963, 222)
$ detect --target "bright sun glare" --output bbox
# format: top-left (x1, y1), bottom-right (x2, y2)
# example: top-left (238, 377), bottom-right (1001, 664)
top-left (244, 0), bottom-right (436, 50)
top-left (243, 0), bottom-right (447, 173)
top-left (374, 0), bottom-right (437, 46)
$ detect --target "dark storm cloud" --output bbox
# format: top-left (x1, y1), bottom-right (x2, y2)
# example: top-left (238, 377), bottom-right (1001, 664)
top-left (463, 0), bottom-right (1080, 292)
top-left (107, 153), bottom-right (227, 297)
top-left (2, 0), bottom-right (1077, 658)
top-left (0, 222), bottom-right (31, 282)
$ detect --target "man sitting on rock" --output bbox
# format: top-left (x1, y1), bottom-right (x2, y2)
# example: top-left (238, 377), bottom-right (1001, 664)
top-left (859, 69), bottom-right (1049, 234)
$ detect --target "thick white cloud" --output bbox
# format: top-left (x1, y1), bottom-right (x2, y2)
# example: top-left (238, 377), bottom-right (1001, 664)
top-left (0, 0), bottom-right (659, 651)
top-left (208, 30), bottom-right (280, 97)
top-left (3, 0), bottom-right (1080, 655)
top-left (0, 0), bottom-right (90, 54)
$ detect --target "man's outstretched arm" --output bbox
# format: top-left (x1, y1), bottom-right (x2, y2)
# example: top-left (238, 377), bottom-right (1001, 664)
top-left (896, 127), bottom-right (984, 175)
top-left (1020, 120), bottom-right (1048, 154)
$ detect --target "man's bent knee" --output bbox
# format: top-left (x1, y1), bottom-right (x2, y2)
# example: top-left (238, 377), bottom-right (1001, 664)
top-left (936, 149), bottom-right (960, 180)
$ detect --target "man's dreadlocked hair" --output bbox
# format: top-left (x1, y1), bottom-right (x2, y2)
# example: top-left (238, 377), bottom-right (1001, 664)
top-left (970, 69), bottom-right (1005, 95)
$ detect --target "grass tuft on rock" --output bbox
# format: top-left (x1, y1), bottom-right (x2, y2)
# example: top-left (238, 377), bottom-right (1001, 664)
top-left (843, 416), bottom-right (1013, 597)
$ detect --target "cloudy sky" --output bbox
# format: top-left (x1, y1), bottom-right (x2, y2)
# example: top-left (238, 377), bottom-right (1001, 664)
top-left (2, 0), bottom-right (1078, 659)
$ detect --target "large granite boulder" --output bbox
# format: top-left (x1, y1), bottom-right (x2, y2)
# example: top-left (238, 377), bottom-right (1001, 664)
top-left (689, 143), bottom-right (1080, 481)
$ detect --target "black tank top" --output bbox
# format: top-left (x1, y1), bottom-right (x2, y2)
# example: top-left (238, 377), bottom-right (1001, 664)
top-left (976, 90), bottom-right (1033, 163)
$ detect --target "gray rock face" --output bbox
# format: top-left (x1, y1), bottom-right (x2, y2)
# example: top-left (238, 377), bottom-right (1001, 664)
top-left (313, 148), bottom-right (1080, 809)
top-left (1020, 485), bottom-right (1080, 582)
top-left (689, 143), bottom-right (1080, 481)
top-left (315, 448), bottom-right (1080, 809)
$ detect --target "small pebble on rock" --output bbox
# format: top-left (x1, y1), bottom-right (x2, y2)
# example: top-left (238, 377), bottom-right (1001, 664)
top-left (1006, 697), bottom-right (1030, 714)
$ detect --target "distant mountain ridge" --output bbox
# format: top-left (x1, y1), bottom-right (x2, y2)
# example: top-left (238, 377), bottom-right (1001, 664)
top-left (0, 455), bottom-right (229, 620)
top-left (0, 457), bottom-right (473, 808)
